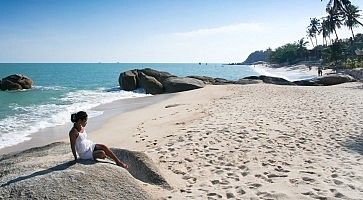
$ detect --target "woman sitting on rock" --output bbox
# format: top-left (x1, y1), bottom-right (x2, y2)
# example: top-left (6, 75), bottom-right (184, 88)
top-left (69, 111), bottom-right (128, 169)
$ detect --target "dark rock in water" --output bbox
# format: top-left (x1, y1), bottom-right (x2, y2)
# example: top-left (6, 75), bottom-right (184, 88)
top-left (236, 79), bottom-right (263, 85)
top-left (163, 77), bottom-right (205, 93)
top-left (259, 75), bottom-right (293, 85)
top-left (311, 74), bottom-right (355, 86)
top-left (243, 76), bottom-right (261, 80)
top-left (138, 72), bottom-right (164, 94)
top-left (293, 79), bottom-right (321, 86)
top-left (214, 78), bottom-right (236, 85)
top-left (139, 68), bottom-right (176, 84)
top-left (1, 79), bottom-right (22, 90)
top-left (294, 74), bottom-right (355, 86)
top-left (119, 70), bottom-right (139, 91)
top-left (187, 75), bottom-right (216, 84)
top-left (336, 68), bottom-right (363, 80)
top-left (1, 74), bottom-right (33, 91)
top-left (243, 75), bottom-right (292, 85)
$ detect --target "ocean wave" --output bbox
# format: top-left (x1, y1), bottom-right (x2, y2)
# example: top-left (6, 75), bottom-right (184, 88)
top-left (251, 65), bottom-right (316, 81)
top-left (33, 86), bottom-right (70, 91)
top-left (0, 88), bottom-right (149, 149)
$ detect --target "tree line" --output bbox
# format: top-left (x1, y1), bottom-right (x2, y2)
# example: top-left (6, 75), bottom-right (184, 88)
top-left (267, 0), bottom-right (363, 69)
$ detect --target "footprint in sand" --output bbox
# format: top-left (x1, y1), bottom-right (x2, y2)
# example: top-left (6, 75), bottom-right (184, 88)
top-left (301, 176), bottom-right (316, 183)
top-left (255, 174), bottom-right (273, 183)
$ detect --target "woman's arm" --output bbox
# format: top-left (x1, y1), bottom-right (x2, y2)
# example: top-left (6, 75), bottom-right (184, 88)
top-left (69, 130), bottom-right (78, 161)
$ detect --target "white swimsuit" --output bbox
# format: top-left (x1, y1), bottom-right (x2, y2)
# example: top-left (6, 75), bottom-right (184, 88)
top-left (75, 129), bottom-right (96, 160)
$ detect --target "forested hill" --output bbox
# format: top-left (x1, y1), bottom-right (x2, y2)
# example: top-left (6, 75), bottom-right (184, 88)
top-left (242, 50), bottom-right (269, 65)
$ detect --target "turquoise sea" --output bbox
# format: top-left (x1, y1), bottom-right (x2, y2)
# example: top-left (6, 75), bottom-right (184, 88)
top-left (0, 63), bottom-right (261, 149)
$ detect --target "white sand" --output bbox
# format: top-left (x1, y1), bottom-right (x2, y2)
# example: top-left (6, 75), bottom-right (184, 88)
top-left (84, 82), bottom-right (363, 199)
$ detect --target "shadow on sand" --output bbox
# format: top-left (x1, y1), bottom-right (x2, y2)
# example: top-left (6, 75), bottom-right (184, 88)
top-left (344, 134), bottom-right (363, 155)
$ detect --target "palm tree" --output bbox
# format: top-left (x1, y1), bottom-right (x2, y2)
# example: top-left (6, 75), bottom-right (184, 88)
top-left (296, 38), bottom-right (309, 60)
top-left (308, 18), bottom-right (321, 46)
top-left (326, 7), bottom-right (342, 40)
top-left (343, 4), bottom-right (361, 39)
top-left (320, 18), bottom-right (332, 45)
top-left (307, 29), bottom-right (316, 48)
top-left (322, 0), bottom-right (363, 26)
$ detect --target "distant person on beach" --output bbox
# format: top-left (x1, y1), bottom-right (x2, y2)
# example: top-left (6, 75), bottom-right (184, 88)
top-left (318, 67), bottom-right (323, 76)
top-left (69, 111), bottom-right (128, 169)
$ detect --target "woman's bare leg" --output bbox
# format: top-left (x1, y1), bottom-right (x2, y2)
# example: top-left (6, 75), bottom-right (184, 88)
top-left (94, 144), bottom-right (128, 169)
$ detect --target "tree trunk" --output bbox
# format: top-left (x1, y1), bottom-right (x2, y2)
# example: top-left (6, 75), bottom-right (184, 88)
top-left (309, 37), bottom-right (315, 48)
top-left (350, 27), bottom-right (355, 40)
top-left (322, 36), bottom-right (325, 46)
top-left (334, 28), bottom-right (339, 41)
top-left (315, 36), bottom-right (318, 47)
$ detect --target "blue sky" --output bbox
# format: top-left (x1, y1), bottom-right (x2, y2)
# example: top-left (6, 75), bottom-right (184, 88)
top-left (1, 0), bottom-right (363, 63)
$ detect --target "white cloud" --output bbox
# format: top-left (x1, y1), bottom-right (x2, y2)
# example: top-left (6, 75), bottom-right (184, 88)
top-left (172, 22), bottom-right (264, 37)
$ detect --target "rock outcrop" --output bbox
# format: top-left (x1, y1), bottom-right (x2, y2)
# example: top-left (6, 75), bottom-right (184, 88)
top-left (119, 68), bottom-right (205, 94)
top-left (294, 74), bottom-right (355, 86)
top-left (336, 68), bottom-right (363, 80)
top-left (118, 70), bottom-right (138, 91)
top-left (0, 142), bottom-right (169, 199)
top-left (1, 74), bottom-right (33, 91)
top-left (139, 68), bottom-right (176, 84)
top-left (138, 72), bottom-right (164, 95)
top-left (163, 77), bottom-right (205, 93)
top-left (243, 75), bottom-right (293, 85)
top-left (119, 69), bottom-right (356, 94)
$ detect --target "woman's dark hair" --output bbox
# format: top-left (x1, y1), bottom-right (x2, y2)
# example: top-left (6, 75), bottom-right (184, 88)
top-left (71, 111), bottom-right (88, 123)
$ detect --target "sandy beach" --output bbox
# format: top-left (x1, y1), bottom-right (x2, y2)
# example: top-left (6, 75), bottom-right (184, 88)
top-left (83, 81), bottom-right (363, 199)
top-left (1, 81), bottom-right (363, 199)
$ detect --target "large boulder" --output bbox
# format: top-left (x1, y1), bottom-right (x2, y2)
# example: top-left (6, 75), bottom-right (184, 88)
top-left (0, 142), bottom-right (164, 199)
top-left (1, 74), bottom-right (33, 91)
top-left (236, 79), bottom-right (263, 85)
top-left (294, 74), bottom-right (355, 86)
top-left (138, 72), bottom-right (164, 94)
top-left (293, 79), bottom-right (321, 86)
top-left (119, 70), bottom-right (138, 91)
top-left (187, 75), bottom-right (216, 84)
top-left (213, 78), bottom-right (237, 85)
top-left (139, 68), bottom-right (176, 84)
top-left (259, 75), bottom-right (293, 85)
top-left (308, 74), bottom-right (355, 86)
top-left (243, 75), bottom-right (293, 85)
top-left (163, 77), bottom-right (205, 93)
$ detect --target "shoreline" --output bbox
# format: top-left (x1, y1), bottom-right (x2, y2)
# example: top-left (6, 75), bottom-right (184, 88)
top-left (0, 93), bottom-right (175, 155)
top-left (0, 63), bottom-right (352, 155)
top-left (0, 62), bottom-right (357, 155)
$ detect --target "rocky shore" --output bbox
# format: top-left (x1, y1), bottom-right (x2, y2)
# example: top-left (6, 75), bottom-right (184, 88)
top-left (119, 68), bottom-right (357, 95)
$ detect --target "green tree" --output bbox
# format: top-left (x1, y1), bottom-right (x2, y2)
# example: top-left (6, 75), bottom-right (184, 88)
top-left (322, 41), bottom-right (344, 66)
top-left (307, 29), bottom-right (316, 48)
top-left (308, 18), bottom-right (321, 46)
top-left (343, 4), bottom-right (362, 39)
top-left (320, 19), bottom-right (331, 45)
top-left (268, 43), bottom-right (300, 64)
top-left (326, 7), bottom-right (342, 40)
top-left (321, 0), bottom-right (363, 26)
top-left (296, 38), bottom-right (309, 59)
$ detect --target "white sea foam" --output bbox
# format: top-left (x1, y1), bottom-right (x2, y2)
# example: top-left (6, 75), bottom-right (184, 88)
top-left (251, 65), bottom-right (316, 81)
top-left (0, 88), bottom-right (150, 149)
